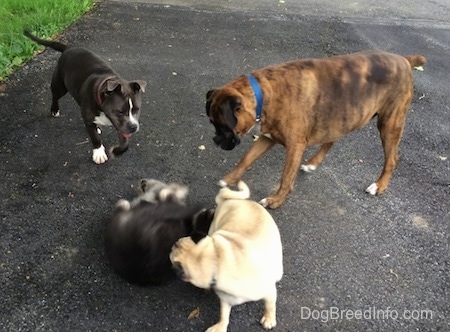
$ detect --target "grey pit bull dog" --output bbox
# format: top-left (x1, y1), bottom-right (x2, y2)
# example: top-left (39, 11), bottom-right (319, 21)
top-left (24, 30), bottom-right (147, 164)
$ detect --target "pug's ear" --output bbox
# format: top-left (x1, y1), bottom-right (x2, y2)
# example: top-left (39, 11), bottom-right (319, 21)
top-left (219, 95), bottom-right (241, 129)
top-left (191, 208), bottom-right (215, 243)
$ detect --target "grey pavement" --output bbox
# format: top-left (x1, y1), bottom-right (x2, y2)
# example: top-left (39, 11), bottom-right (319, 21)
top-left (1, 0), bottom-right (449, 331)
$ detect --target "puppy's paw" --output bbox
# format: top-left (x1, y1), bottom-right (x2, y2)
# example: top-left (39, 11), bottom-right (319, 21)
top-left (92, 145), bottom-right (108, 164)
top-left (301, 164), bottom-right (316, 173)
top-left (260, 314), bottom-right (277, 329)
top-left (160, 183), bottom-right (189, 203)
top-left (52, 110), bottom-right (61, 117)
top-left (115, 199), bottom-right (131, 211)
top-left (365, 183), bottom-right (378, 195)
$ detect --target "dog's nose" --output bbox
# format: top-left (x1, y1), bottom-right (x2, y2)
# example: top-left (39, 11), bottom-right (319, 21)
top-left (221, 136), bottom-right (240, 150)
top-left (127, 122), bottom-right (139, 133)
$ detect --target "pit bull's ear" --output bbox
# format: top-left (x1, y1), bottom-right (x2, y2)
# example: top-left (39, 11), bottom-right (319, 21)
top-left (220, 95), bottom-right (241, 129)
top-left (131, 80), bottom-right (146, 93)
top-left (106, 79), bottom-right (121, 92)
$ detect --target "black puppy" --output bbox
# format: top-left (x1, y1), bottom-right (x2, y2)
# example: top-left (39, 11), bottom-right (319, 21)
top-left (105, 179), bottom-right (214, 285)
top-left (24, 30), bottom-right (146, 164)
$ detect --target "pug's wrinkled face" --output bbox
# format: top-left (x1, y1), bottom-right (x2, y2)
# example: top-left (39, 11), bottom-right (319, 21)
top-left (170, 237), bottom-right (197, 282)
top-left (170, 237), bottom-right (214, 289)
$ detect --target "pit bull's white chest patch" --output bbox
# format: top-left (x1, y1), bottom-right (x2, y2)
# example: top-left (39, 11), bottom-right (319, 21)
top-left (94, 112), bottom-right (113, 126)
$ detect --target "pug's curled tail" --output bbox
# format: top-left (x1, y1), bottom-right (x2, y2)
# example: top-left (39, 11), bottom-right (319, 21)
top-left (215, 181), bottom-right (250, 205)
top-left (24, 30), bottom-right (67, 52)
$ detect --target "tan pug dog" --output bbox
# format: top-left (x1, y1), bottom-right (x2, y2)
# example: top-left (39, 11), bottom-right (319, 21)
top-left (170, 181), bottom-right (283, 332)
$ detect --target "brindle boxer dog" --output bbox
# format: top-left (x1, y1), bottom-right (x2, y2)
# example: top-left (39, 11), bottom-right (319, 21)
top-left (206, 50), bottom-right (426, 209)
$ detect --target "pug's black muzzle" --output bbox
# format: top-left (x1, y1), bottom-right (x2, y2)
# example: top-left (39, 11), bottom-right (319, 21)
top-left (172, 262), bottom-right (188, 281)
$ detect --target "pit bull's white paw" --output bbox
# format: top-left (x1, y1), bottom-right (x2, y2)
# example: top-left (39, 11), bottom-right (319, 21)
top-left (259, 198), bottom-right (269, 208)
top-left (217, 179), bottom-right (228, 187)
top-left (301, 164), bottom-right (317, 172)
top-left (53, 110), bottom-right (61, 117)
top-left (260, 314), bottom-right (277, 329)
top-left (365, 183), bottom-right (378, 195)
top-left (92, 145), bottom-right (108, 164)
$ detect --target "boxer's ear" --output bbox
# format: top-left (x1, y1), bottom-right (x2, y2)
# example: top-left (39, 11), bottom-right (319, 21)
top-left (220, 95), bottom-right (241, 129)
top-left (206, 89), bottom-right (215, 100)
top-left (206, 90), bottom-right (215, 116)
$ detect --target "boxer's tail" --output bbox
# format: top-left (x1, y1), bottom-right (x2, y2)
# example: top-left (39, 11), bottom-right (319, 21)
top-left (24, 30), bottom-right (67, 52)
top-left (404, 55), bottom-right (427, 69)
top-left (215, 181), bottom-right (250, 204)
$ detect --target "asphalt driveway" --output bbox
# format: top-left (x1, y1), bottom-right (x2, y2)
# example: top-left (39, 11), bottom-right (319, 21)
top-left (1, 1), bottom-right (449, 331)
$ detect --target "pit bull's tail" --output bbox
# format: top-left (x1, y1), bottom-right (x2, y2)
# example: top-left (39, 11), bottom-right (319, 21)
top-left (24, 30), bottom-right (67, 52)
top-left (215, 181), bottom-right (250, 205)
top-left (404, 55), bottom-right (427, 68)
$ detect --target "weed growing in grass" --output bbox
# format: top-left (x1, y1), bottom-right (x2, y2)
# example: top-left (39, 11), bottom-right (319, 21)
top-left (0, 0), bottom-right (94, 81)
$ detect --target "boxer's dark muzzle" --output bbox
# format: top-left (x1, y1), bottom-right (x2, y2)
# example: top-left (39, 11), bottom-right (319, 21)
top-left (213, 124), bottom-right (241, 150)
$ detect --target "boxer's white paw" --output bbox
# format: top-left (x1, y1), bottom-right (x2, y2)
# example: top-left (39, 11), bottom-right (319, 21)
top-left (53, 110), bottom-right (61, 117)
top-left (217, 179), bottom-right (228, 187)
top-left (365, 183), bottom-right (378, 195)
top-left (259, 198), bottom-right (269, 208)
top-left (92, 145), bottom-right (108, 164)
top-left (301, 164), bottom-right (316, 173)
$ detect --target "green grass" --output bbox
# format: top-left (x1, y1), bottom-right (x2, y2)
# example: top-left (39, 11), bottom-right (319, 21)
top-left (0, 0), bottom-right (94, 81)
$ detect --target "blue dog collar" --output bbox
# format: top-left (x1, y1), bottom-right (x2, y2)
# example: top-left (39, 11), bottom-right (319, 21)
top-left (246, 74), bottom-right (263, 122)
